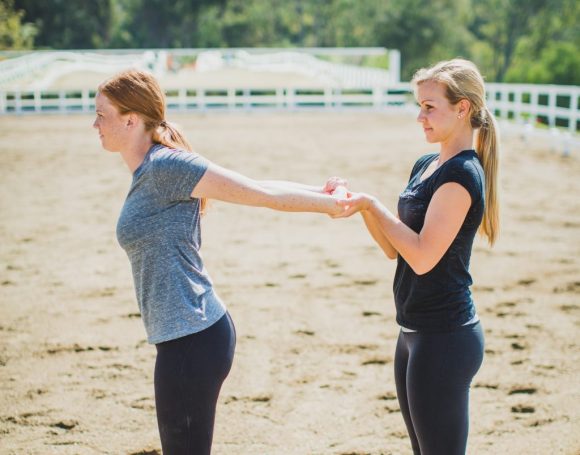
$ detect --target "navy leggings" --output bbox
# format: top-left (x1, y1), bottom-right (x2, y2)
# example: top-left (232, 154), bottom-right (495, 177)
top-left (154, 312), bottom-right (236, 455)
top-left (394, 322), bottom-right (484, 455)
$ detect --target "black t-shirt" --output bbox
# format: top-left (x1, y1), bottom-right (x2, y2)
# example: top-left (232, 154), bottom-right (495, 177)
top-left (394, 149), bottom-right (485, 331)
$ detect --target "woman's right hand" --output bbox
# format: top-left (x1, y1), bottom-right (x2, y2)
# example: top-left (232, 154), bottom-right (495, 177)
top-left (323, 176), bottom-right (348, 194)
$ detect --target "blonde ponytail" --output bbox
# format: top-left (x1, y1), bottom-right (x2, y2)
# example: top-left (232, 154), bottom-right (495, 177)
top-left (475, 107), bottom-right (500, 245)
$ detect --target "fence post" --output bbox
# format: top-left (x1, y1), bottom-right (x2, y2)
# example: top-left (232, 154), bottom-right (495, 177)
top-left (372, 87), bottom-right (382, 110)
top-left (501, 87), bottom-right (509, 120)
top-left (59, 90), bottom-right (66, 113)
top-left (530, 87), bottom-right (539, 125)
top-left (197, 89), bottom-right (205, 112)
top-left (287, 88), bottom-right (295, 110)
top-left (514, 89), bottom-right (522, 124)
top-left (228, 88), bottom-right (235, 110)
top-left (276, 88), bottom-right (284, 110)
top-left (324, 87), bottom-right (332, 108)
top-left (15, 90), bottom-right (21, 113)
top-left (35, 90), bottom-right (41, 113)
top-left (82, 89), bottom-right (90, 113)
top-left (569, 88), bottom-right (578, 133)
top-left (179, 88), bottom-right (187, 111)
top-left (548, 87), bottom-right (557, 128)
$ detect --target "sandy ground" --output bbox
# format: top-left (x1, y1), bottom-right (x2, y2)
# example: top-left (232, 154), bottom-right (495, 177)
top-left (0, 111), bottom-right (579, 455)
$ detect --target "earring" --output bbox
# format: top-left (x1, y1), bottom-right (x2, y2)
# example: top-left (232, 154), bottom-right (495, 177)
top-left (458, 114), bottom-right (462, 119)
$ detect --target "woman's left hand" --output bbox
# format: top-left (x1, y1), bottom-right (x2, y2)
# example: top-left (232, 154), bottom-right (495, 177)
top-left (331, 192), bottom-right (374, 218)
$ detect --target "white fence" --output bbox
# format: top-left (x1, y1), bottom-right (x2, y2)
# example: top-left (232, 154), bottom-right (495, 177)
top-left (486, 83), bottom-right (579, 132)
top-left (0, 85), bottom-right (412, 114)
top-left (1, 83), bottom-right (578, 133)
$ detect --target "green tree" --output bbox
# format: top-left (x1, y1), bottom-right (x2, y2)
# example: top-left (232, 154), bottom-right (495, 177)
top-left (14, 0), bottom-right (114, 49)
top-left (503, 0), bottom-right (580, 84)
top-left (120, 0), bottom-right (226, 48)
top-left (372, 0), bottom-right (474, 79)
top-left (468, 0), bottom-right (549, 82)
top-left (0, 0), bottom-right (36, 50)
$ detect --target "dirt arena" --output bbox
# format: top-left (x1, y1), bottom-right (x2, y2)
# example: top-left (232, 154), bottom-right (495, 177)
top-left (1, 111), bottom-right (579, 454)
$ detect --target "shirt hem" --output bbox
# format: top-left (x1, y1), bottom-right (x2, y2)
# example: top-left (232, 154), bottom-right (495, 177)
top-left (147, 304), bottom-right (227, 345)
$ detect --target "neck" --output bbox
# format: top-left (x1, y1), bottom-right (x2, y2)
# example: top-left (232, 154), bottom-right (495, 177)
top-left (120, 135), bottom-right (155, 173)
top-left (438, 128), bottom-right (475, 163)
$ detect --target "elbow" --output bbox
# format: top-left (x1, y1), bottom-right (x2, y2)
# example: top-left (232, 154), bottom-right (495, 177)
top-left (410, 258), bottom-right (436, 276)
top-left (251, 184), bottom-right (277, 208)
top-left (384, 250), bottom-right (398, 260)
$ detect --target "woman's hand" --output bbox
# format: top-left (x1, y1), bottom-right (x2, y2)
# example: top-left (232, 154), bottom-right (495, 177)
top-left (331, 192), bottom-right (374, 218)
top-left (323, 176), bottom-right (348, 194)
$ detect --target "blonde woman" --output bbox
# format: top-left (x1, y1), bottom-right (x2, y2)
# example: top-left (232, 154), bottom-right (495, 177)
top-left (328, 59), bottom-right (499, 454)
top-left (93, 70), bottom-right (343, 454)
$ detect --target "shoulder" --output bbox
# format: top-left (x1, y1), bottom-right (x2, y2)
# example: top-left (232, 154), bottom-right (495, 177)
top-left (435, 151), bottom-right (484, 200)
top-left (150, 146), bottom-right (201, 163)
top-left (150, 146), bottom-right (208, 173)
top-left (446, 152), bottom-right (483, 182)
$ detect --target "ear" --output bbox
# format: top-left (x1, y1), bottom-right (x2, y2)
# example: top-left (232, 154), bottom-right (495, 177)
top-left (125, 112), bottom-right (139, 128)
top-left (458, 98), bottom-right (471, 118)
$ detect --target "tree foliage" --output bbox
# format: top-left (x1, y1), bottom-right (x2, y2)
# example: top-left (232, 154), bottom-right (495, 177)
top-left (3, 0), bottom-right (579, 84)
top-left (0, 0), bottom-right (36, 50)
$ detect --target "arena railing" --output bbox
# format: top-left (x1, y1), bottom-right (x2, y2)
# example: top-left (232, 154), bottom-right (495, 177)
top-left (0, 82), bottom-right (578, 133)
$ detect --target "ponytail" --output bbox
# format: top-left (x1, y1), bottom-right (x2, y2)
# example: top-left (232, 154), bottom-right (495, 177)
top-left (154, 120), bottom-right (193, 152)
top-left (475, 107), bottom-right (500, 245)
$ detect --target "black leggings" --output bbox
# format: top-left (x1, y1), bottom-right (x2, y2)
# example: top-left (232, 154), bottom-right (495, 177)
top-left (394, 322), bottom-right (484, 455)
top-left (154, 312), bottom-right (236, 455)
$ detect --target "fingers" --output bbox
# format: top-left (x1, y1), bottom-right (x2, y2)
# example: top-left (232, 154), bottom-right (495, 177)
top-left (331, 204), bottom-right (359, 218)
top-left (323, 176), bottom-right (348, 194)
top-left (331, 185), bottom-right (349, 199)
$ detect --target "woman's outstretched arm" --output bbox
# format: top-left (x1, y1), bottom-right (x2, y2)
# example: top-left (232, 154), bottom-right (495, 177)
top-left (191, 163), bottom-right (343, 216)
top-left (258, 180), bottom-right (325, 194)
top-left (334, 183), bottom-right (471, 274)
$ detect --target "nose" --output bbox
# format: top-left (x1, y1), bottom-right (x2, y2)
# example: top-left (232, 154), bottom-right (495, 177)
top-left (92, 118), bottom-right (98, 129)
top-left (416, 110), bottom-right (424, 123)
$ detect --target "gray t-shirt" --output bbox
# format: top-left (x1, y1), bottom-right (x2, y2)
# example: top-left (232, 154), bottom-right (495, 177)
top-left (116, 144), bottom-right (226, 344)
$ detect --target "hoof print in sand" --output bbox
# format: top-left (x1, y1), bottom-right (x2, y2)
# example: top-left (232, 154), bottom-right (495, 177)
top-left (511, 404), bottom-right (535, 414)
top-left (509, 386), bottom-right (537, 395)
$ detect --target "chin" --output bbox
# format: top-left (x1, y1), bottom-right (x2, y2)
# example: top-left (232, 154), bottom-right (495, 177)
top-left (423, 133), bottom-right (438, 143)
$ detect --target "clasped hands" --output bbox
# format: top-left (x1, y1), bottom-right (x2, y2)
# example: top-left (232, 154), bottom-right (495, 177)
top-left (323, 177), bottom-right (375, 219)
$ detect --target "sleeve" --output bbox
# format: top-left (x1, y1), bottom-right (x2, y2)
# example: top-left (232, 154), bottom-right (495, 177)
top-left (151, 149), bottom-right (209, 202)
top-left (431, 159), bottom-right (483, 204)
top-left (409, 153), bottom-right (437, 182)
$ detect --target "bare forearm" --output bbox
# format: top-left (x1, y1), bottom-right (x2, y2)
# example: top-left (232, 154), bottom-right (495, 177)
top-left (366, 198), bottom-right (424, 269)
top-left (259, 180), bottom-right (324, 194)
top-left (258, 186), bottom-right (340, 214)
top-left (361, 210), bottom-right (398, 259)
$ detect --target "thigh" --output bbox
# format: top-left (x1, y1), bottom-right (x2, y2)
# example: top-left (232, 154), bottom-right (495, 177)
top-left (394, 332), bottom-right (421, 454)
top-left (154, 312), bottom-right (236, 455)
top-left (406, 324), bottom-right (484, 455)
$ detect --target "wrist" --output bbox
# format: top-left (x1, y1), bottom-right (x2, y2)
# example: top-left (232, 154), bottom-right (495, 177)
top-left (363, 194), bottom-right (378, 212)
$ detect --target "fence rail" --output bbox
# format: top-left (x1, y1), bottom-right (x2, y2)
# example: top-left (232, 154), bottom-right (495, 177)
top-left (1, 82), bottom-right (578, 134)
top-left (0, 85), bottom-right (412, 114)
top-left (486, 83), bottom-right (579, 132)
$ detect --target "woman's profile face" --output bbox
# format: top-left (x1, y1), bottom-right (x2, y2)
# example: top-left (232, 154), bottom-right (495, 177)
top-left (415, 81), bottom-right (461, 144)
top-left (93, 92), bottom-right (129, 153)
